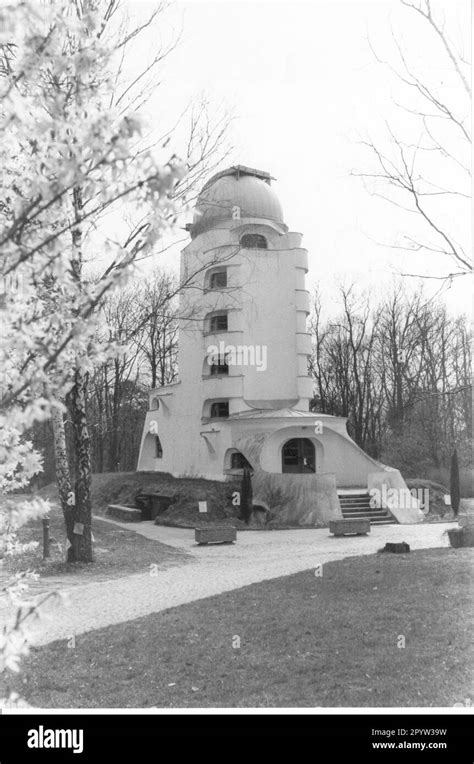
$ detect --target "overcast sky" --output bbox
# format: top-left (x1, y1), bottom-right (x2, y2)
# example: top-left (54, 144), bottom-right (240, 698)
top-left (121, 0), bottom-right (471, 318)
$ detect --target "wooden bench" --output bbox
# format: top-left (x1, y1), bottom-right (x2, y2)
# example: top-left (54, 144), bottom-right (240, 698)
top-left (107, 504), bottom-right (142, 523)
top-left (195, 526), bottom-right (237, 545)
top-left (329, 519), bottom-right (370, 536)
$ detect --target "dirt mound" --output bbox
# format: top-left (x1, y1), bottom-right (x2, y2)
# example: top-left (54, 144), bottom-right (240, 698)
top-left (38, 471), bottom-right (245, 526)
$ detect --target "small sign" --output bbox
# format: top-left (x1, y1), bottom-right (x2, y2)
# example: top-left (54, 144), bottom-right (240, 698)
top-left (73, 523), bottom-right (84, 535)
top-left (198, 501), bottom-right (208, 513)
top-left (444, 495), bottom-right (451, 505)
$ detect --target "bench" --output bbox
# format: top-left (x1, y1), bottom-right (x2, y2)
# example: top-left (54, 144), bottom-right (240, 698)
top-left (195, 526), bottom-right (237, 545)
top-left (329, 519), bottom-right (370, 536)
top-left (107, 504), bottom-right (142, 523)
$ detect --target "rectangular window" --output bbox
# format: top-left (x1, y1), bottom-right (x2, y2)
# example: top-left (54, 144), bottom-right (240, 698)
top-left (209, 354), bottom-right (229, 375)
top-left (231, 452), bottom-right (251, 470)
top-left (210, 270), bottom-right (227, 289)
top-left (210, 363), bottom-right (229, 375)
top-left (210, 401), bottom-right (229, 418)
top-left (209, 313), bottom-right (228, 332)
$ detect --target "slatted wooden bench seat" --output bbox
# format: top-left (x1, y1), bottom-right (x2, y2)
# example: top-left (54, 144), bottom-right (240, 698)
top-left (195, 526), bottom-right (237, 545)
top-left (329, 519), bottom-right (370, 536)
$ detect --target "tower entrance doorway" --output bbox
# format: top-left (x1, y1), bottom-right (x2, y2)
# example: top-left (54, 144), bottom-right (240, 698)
top-left (282, 438), bottom-right (315, 473)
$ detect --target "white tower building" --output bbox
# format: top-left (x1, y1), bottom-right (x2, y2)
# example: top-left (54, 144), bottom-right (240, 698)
top-left (137, 166), bottom-right (423, 525)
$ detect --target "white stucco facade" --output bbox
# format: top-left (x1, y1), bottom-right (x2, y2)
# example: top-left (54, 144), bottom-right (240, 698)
top-left (137, 165), bottom-right (423, 525)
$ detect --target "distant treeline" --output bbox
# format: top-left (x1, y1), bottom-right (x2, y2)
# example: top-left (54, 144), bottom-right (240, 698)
top-left (31, 276), bottom-right (472, 495)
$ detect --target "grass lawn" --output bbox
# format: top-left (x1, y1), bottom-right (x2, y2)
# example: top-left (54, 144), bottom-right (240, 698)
top-left (8, 547), bottom-right (473, 708)
top-left (1, 505), bottom-right (190, 586)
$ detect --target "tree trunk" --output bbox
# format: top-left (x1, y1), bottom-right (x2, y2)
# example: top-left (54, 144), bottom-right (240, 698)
top-left (50, 404), bottom-right (77, 562)
top-left (69, 368), bottom-right (94, 562)
top-left (450, 447), bottom-right (461, 517)
top-left (61, 185), bottom-right (93, 562)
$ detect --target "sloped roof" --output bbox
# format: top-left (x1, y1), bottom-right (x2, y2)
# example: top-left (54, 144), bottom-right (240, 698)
top-left (228, 409), bottom-right (336, 420)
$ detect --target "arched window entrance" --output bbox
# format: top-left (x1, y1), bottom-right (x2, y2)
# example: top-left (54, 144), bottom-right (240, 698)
top-left (282, 438), bottom-right (315, 473)
top-left (230, 451), bottom-right (252, 470)
top-left (240, 233), bottom-right (267, 249)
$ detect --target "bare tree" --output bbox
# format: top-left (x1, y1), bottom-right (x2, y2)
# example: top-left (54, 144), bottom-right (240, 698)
top-left (353, 0), bottom-right (471, 279)
top-left (309, 286), bottom-right (385, 455)
top-left (132, 270), bottom-right (179, 388)
top-left (84, 272), bottom-right (178, 473)
top-left (308, 282), bottom-right (472, 471)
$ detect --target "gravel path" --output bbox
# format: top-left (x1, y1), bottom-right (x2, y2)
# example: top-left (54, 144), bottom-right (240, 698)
top-left (0, 520), bottom-right (456, 647)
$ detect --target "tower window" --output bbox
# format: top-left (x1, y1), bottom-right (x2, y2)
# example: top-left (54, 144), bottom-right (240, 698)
top-left (155, 436), bottom-right (163, 459)
top-left (209, 354), bottom-right (229, 375)
top-left (210, 401), bottom-right (229, 419)
top-left (209, 312), bottom-right (228, 332)
top-left (209, 270), bottom-right (227, 289)
top-left (230, 452), bottom-right (252, 470)
top-left (282, 438), bottom-right (315, 473)
top-left (240, 234), bottom-right (267, 249)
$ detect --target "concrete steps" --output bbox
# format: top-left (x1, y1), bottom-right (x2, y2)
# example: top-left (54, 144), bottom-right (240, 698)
top-left (338, 491), bottom-right (394, 525)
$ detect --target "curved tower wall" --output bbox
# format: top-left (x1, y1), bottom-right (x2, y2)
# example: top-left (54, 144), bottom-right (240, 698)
top-left (178, 216), bottom-right (313, 416)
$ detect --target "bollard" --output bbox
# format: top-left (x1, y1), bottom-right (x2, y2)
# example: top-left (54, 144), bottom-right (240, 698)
top-left (42, 516), bottom-right (50, 559)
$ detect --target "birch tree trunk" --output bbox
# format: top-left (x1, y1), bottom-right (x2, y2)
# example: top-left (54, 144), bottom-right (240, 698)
top-left (50, 404), bottom-right (76, 562)
top-left (65, 186), bottom-right (93, 562)
top-left (69, 368), bottom-right (94, 562)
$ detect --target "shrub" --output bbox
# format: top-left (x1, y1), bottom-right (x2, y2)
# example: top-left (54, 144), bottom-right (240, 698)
top-left (450, 448), bottom-right (461, 517)
top-left (239, 467), bottom-right (253, 525)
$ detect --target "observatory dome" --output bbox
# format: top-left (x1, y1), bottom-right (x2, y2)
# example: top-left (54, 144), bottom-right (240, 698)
top-left (190, 165), bottom-right (284, 237)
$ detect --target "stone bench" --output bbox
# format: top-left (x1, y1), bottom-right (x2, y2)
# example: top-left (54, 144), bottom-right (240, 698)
top-left (195, 526), bottom-right (237, 545)
top-left (329, 519), bottom-right (370, 536)
top-left (107, 504), bottom-right (142, 523)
